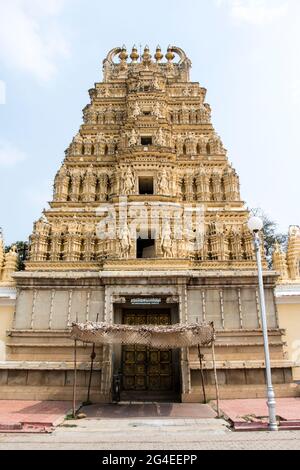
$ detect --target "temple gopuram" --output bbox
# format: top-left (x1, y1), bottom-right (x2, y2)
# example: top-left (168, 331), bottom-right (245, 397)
top-left (1, 46), bottom-right (297, 401)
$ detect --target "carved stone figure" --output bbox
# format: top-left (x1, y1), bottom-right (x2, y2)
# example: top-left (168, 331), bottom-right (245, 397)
top-left (176, 135), bottom-right (184, 155)
top-left (161, 223), bottom-right (173, 258)
top-left (273, 241), bottom-right (289, 280)
top-left (155, 128), bottom-right (166, 146)
top-left (128, 129), bottom-right (138, 147)
top-left (131, 102), bottom-right (141, 119)
top-left (198, 134), bottom-right (209, 154)
top-left (96, 133), bottom-right (106, 155)
top-left (119, 225), bottom-right (132, 259)
top-left (153, 102), bottom-right (161, 119)
top-left (157, 168), bottom-right (169, 195)
top-left (122, 167), bottom-right (136, 195)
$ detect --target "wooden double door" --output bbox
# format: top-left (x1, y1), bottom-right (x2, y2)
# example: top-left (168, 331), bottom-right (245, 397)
top-left (122, 310), bottom-right (177, 395)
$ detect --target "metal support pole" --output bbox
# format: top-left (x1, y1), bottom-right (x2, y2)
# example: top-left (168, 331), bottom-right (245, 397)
top-left (85, 313), bottom-right (99, 405)
top-left (211, 341), bottom-right (220, 418)
top-left (197, 344), bottom-right (207, 404)
top-left (86, 344), bottom-right (96, 405)
top-left (253, 232), bottom-right (278, 431)
top-left (72, 339), bottom-right (77, 419)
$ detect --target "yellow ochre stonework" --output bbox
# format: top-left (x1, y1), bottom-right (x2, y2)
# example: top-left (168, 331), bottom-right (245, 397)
top-left (0, 230), bottom-right (17, 362)
top-left (1, 46), bottom-right (298, 402)
top-left (274, 227), bottom-right (300, 380)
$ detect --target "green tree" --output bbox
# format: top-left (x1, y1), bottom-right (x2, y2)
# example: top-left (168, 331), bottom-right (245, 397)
top-left (250, 208), bottom-right (288, 268)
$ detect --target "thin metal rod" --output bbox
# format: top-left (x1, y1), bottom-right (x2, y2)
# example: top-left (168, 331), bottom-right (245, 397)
top-left (86, 343), bottom-right (96, 404)
top-left (211, 341), bottom-right (220, 418)
top-left (197, 344), bottom-right (207, 404)
top-left (72, 339), bottom-right (77, 419)
top-left (254, 232), bottom-right (278, 431)
top-left (86, 313), bottom-right (99, 404)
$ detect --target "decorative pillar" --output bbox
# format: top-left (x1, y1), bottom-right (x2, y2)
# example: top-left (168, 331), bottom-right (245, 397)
top-left (70, 170), bottom-right (82, 202)
top-left (82, 166), bottom-right (97, 202)
top-left (53, 165), bottom-right (70, 202)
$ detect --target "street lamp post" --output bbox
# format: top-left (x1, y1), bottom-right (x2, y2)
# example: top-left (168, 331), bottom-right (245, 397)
top-left (248, 216), bottom-right (278, 432)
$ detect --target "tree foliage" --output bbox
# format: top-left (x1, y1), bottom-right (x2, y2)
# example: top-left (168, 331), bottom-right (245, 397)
top-left (250, 208), bottom-right (288, 268)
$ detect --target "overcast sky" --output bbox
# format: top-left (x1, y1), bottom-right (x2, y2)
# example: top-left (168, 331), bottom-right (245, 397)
top-left (0, 0), bottom-right (299, 244)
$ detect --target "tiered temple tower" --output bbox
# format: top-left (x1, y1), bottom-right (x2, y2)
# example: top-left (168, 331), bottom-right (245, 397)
top-left (3, 46), bottom-right (297, 401)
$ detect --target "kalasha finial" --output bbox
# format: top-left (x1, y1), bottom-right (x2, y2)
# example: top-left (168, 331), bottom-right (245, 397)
top-left (119, 45), bottom-right (128, 62)
top-left (142, 45), bottom-right (152, 64)
top-left (165, 46), bottom-right (175, 62)
top-left (154, 45), bottom-right (163, 62)
top-left (130, 45), bottom-right (139, 62)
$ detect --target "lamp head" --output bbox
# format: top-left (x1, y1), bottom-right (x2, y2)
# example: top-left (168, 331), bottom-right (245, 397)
top-left (248, 216), bottom-right (264, 233)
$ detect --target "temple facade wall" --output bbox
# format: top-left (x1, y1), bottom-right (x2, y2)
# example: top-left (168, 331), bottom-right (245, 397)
top-left (0, 272), bottom-right (296, 402)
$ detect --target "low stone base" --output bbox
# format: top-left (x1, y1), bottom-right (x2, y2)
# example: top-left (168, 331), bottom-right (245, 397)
top-left (0, 385), bottom-right (108, 402)
top-left (182, 383), bottom-right (300, 403)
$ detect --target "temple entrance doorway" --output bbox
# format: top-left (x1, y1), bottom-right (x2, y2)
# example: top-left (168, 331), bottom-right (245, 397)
top-left (114, 303), bottom-right (181, 403)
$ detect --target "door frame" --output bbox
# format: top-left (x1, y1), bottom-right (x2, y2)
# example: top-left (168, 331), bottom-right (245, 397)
top-left (112, 300), bottom-right (181, 402)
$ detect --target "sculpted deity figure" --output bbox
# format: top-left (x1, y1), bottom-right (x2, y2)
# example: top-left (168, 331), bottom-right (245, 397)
top-left (183, 85), bottom-right (192, 97)
top-left (183, 227), bottom-right (197, 259)
top-left (128, 129), bottom-right (138, 147)
top-left (119, 225), bottom-right (132, 259)
top-left (176, 134), bottom-right (184, 155)
top-left (123, 166), bottom-right (136, 195)
top-left (186, 133), bottom-right (197, 155)
top-left (153, 76), bottom-right (160, 90)
top-left (131, 102), bottom-right (141, 119)
top-left (153, 102), bottom-right (161, 119)
top-left (181, 104), bottom-right (190, 124)
top-left (198, 134), bottom-right (209, 154)
top-left (273, 241), bottom-right (289, 280)
top-left (106, 104), bottom-right (115, 124)
top-left (161, 223), bottom-right (173, 258)
top-left (157, 168), bottom-right (169, 195)
top-left (96, 133), bottom-right (106, 155)
top-left (155, 128), bottom-right (166, 146)
top-left (197, 104), bottom-right (211, 124)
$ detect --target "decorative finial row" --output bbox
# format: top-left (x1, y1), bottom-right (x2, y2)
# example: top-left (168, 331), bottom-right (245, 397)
top-left (118, 45), bottom-right (178, 64)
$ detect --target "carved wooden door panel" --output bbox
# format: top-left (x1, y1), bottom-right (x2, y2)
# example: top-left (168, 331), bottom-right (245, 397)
top-left (122, 311), bottom-right (173, 392)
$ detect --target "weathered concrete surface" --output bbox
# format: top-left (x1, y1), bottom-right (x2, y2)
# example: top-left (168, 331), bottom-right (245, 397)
top-left (80, 403), bottom-right (216, 419)
top-left (1, 418), bottom-right (300, 450)
top-left (0, 400), bottom-right (71, 432)
top-left (219, 398), bottom-right (300, 422)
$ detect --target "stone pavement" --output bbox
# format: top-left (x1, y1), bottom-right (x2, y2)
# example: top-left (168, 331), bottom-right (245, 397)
top-left (218, 398), bottom-right (300, 430)
top-left (219, 398), bottom-right (300, 422)
top-left (80, 403), bottom-right (216, 419)
top-left (0, 401), bottom-right (71, 432)
top-left (1, 417), bottom-right (300, 449)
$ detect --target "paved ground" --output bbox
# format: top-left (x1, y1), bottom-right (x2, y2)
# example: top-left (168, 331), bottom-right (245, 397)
top-left (219, 398), bottom-right (300, 423)
top-left (1, 417), bottom-right (300, 449)
top-left (0, 401), bottom-right (71, 432)
top-left (1, 400), bottom-right (300, 449)
top-left (80, 403), bottom-right (216, 419)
